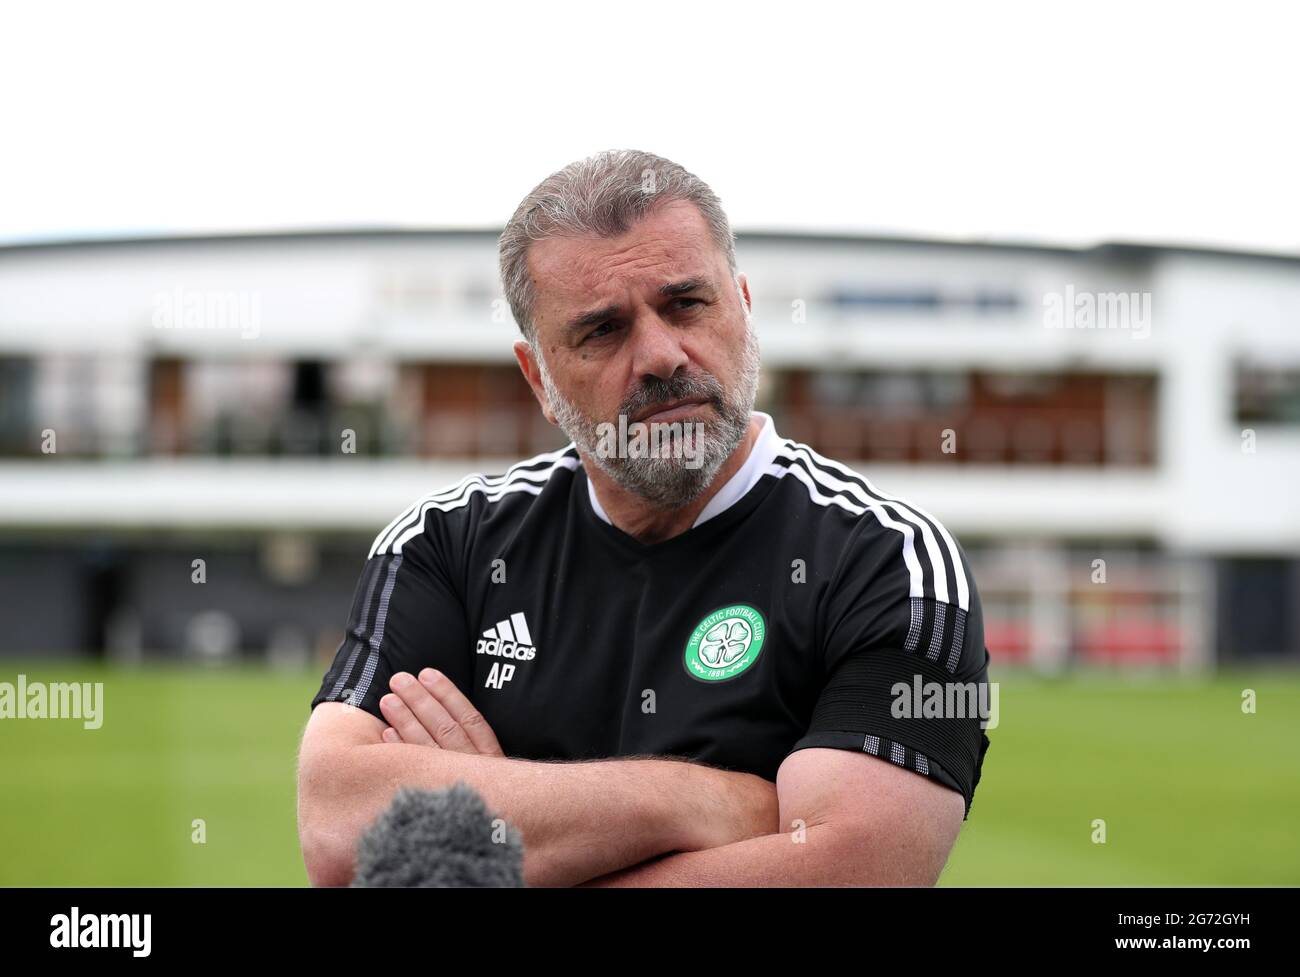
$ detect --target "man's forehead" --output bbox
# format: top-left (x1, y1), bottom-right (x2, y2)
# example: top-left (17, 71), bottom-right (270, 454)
top-left (528, 202), bottom-right (721, 308)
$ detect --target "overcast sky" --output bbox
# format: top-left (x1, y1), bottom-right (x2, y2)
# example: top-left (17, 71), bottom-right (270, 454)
top-left (2, 0), bottom-right (1296, 253)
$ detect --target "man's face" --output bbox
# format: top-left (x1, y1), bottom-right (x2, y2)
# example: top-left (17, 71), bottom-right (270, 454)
top-left (516, 198), bottom-right (760, 508)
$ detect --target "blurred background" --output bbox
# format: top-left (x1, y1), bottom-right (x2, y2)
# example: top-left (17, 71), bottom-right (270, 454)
top-left (1, 1), bottom-right (1297, 886)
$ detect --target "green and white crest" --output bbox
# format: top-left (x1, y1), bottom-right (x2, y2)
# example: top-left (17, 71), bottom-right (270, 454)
top-left (683, 604), bottom-right (766, 682)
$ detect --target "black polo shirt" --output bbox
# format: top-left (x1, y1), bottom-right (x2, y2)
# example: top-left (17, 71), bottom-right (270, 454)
top-left (312, 412), bottom-right (992, 816)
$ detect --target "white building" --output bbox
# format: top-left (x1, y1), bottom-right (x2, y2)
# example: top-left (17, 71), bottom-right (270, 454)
top-left (1, 230), bottom-right (1296, 666)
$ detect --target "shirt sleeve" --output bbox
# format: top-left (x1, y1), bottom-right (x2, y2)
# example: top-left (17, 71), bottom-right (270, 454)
top-left (787, 512), bottom-right (993, 819)
top-left (310, 509), bottom-right (473, 723)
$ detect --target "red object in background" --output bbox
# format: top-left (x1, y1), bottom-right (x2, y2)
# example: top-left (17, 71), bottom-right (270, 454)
top-left (985, 620), bottom-right (1031, 663)
top-left (1078, 622), bottom-right (1182, 664)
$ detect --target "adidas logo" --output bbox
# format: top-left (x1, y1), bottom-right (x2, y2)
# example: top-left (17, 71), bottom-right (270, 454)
top-left (476, 611), bottom-right (537, 661)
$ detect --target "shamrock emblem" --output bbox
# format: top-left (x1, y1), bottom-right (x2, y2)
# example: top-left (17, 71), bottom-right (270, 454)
top-left (699, 618), bottom-right (753, 667)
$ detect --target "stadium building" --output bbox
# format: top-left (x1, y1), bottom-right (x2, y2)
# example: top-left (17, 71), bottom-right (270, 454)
top-left (1, 230), bottom-right (1297, 670)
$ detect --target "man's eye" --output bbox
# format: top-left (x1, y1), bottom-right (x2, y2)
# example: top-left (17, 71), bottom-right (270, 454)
top-left (588, 322), bottom-right (615, 339)
top-left (674, 298), bottom-right (703, 311)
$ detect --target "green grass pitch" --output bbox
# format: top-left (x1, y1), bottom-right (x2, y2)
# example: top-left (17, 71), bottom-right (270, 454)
top-left (1, 663), bottom-right (1297, 885)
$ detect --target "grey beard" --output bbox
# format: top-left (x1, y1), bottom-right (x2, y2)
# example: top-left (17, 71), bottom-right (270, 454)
top-left (538, 326), bottom-right (761, 509)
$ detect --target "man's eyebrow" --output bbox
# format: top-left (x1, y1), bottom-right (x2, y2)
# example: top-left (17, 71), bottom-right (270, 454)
top-left (659, 277), bottom-right (717, 298)
top-left (566, 303), bottom-right (621, 330)
top-left (564, 278), bottom-right (718, 331)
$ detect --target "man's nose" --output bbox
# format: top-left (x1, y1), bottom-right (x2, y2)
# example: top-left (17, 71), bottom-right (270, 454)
top-left (628, 313), bottom-right (689, 380)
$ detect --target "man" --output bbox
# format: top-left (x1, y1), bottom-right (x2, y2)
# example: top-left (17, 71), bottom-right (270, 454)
top-left (297, 149), bottom-right (992, 887)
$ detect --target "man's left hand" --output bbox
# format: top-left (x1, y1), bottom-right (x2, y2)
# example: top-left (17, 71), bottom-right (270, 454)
top-left (379, 668), bottom-right (505, 756)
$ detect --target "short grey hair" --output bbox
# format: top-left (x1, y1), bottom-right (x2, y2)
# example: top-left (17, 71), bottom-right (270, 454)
top-left (498, 149), bottom-right (738, 343)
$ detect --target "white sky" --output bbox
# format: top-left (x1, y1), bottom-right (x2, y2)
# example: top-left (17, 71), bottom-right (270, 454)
top-left (2, 0), bottom-right (1297, 253)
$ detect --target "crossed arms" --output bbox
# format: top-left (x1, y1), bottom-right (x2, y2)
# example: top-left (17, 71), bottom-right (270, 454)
top-left (296, 668), bottom-right (965, 887)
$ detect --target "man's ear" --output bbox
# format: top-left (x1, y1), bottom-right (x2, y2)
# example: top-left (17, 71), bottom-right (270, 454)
top-left (513, 339), bottom-right (557, 425)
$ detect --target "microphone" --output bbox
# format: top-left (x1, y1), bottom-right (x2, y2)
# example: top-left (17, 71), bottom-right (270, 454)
top-left (352, 781), bottom-right (526, 887)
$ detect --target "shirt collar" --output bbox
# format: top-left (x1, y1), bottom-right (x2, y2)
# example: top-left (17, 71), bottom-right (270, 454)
top-left (585, 411), bottom-right (780, 528)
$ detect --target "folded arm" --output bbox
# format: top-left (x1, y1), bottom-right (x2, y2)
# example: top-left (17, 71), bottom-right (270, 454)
top-left (578, 746), bottom-right (967, 887)
top-left (296, 670), bottom-right (778, 888)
